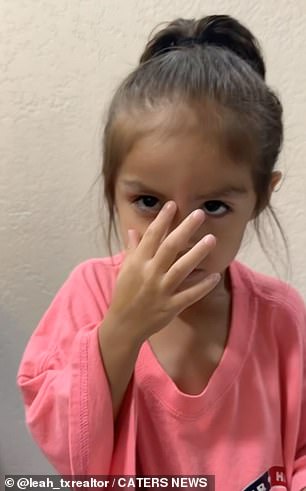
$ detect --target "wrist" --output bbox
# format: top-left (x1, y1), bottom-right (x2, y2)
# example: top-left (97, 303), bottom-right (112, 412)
top-left (100, 311), bottom-right (145, 351)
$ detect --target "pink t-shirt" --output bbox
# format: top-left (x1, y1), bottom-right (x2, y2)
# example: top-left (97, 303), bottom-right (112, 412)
top-left (16, 251), bottom-right (306, 490)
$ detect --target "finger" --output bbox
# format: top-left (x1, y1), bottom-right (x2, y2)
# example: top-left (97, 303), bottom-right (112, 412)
top-left (162, 234), bottom-right (217, 292)
top-left (137, 201), bottom-right (177, 259)
top-left (127, 229), bottom-right (138, 251)
top-left (127, 229), bottom-right (134, 250)
top-left (153, 208), bottom-right (206, 273)
top-left (170, 273), bottom-right (221, 312)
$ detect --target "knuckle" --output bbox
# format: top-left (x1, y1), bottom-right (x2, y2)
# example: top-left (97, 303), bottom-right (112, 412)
top-left (162, 238), bottom-right (178, 255)
top-left (143, 260), bottom-right (155, 281)
top-left (170, 261), bottom-right (183, 276)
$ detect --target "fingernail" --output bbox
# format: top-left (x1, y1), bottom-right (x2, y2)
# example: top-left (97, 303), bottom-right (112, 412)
top-left (210, 273), bottom-right (221, 282)
top-left (203, 234), bottom-right (215, 245)
top-left (190, 209), bottom-right (204, 220)
top-left (165, 201), bottom-right (175, 211)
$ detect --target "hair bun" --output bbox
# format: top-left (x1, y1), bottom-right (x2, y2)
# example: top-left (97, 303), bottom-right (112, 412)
top-left (140, 15), bottom-right (266, 80)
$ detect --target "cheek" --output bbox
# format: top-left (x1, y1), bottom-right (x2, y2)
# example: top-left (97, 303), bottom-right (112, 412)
top-left (116, 210), bottom-right (147, 247)
top-left (208, 219), bottom-right (247, 248)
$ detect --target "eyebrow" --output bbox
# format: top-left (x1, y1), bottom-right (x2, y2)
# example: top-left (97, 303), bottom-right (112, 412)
top-left (121, 179), bottom-right (249, 199)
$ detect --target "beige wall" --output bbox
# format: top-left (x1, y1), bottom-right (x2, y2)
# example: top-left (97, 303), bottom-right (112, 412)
top-left (1, 0), bottom-right (305, 474)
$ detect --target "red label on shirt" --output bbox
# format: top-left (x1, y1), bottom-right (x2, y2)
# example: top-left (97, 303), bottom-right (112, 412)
top-left (242, 465), bottom-right (287, 490)
top-left (268, 466), bottom-right (287, 487)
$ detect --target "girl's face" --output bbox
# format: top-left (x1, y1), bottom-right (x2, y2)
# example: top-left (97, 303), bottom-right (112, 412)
top-left (114, 120), bottom-right (281, 299)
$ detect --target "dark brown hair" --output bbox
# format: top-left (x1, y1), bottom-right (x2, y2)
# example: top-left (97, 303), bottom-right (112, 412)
top-left (88, 15), bottom-right (291, 278)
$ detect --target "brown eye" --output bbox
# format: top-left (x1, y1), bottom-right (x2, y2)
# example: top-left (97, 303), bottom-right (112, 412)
top-left (133, 195), bottom-right (161, 213)
top-left (203, 201), bottom-right (231, 216)
top-left (132, 196), bottom-right (232, 217)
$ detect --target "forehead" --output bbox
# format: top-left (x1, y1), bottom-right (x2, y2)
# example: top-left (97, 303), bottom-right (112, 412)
top-left (131, 100), bottom-right (218, 145)
top-left (117, 99), bottom-right (255, 187)
top-left (118, 123), bottom-right (253, 192)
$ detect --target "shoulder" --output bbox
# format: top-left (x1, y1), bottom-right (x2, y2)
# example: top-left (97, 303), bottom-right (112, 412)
top-left (232, 260), bottom-right (306, 338)
top-left (27, 251), bottom-right (126, 345)
top-left (68, 250), bottom-right (125, 285)
top-left (63, 250), bottom-right (126, 303)
top-left (40, 251), bottom-right (126, 326)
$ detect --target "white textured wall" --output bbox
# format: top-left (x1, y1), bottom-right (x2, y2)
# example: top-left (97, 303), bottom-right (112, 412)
top-left (1, 0), bottom-right (306, 475)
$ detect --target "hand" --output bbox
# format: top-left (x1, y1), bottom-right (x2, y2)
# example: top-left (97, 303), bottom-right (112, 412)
top-left (108, 201), bottom-right (220, 342)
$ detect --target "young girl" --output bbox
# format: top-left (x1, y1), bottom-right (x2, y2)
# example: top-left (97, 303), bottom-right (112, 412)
top-left (17, 14), bottom-right (306, 491)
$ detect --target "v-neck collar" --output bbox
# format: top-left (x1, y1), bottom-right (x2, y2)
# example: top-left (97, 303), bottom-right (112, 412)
top-left (135, 259), bottom-right (257, 419)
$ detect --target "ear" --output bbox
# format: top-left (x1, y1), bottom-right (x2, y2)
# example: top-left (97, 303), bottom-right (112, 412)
top-left (251, 170), bottom-right (282, 219)
top-left (269, 170), bottom-right (282, 195)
